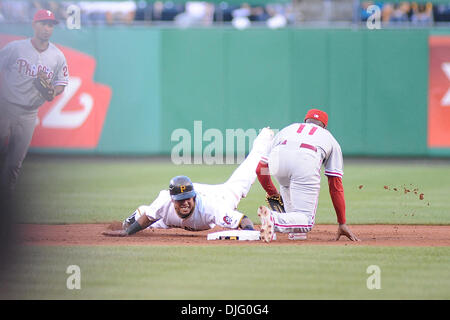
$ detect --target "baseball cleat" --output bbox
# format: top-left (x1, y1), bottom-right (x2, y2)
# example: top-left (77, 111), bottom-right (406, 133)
top-left (258, 206), bottom-right (275, 243)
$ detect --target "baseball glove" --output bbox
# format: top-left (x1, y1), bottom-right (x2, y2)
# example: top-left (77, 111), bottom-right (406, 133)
top-left (34, 71), bottom-right (55, 101)
top-left (266, 194), bottom-right (285, 213)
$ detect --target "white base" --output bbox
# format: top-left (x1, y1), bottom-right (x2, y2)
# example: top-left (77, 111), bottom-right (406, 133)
top-left (207, 230), bottom-right (275, 241)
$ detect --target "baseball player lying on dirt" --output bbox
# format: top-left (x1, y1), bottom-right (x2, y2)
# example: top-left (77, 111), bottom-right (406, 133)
top-left (102, 127), bottom-right (275, 237)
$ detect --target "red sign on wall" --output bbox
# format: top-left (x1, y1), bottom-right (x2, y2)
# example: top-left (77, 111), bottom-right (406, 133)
top-left (428, 36), bottom-right (450, 148)
top-left (0, 34), bottom-right (112, 149)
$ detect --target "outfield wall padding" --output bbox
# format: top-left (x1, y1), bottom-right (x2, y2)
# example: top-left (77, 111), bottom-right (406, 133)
top-left (0, 25), bottom-right (447, 157)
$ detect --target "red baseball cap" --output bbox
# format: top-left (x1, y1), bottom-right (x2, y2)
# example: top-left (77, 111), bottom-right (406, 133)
top-left (304, 109), bottom-right (328, 127)
top-left (33, 9), bottom-right (58, 24)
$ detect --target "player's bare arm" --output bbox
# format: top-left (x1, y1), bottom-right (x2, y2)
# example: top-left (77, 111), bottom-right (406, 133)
top-left (102, 214), bottom-right (157, 237)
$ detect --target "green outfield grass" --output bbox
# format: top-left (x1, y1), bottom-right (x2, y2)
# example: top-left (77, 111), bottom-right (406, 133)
top-left (14, 156), bottom-right (450, 225)
top-left (3, 246), bottom-right (450, 300)
top-left (4, 156), bottom-right (450, 300)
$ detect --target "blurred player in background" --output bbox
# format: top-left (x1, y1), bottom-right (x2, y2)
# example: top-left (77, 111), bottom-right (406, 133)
top-left (0, 9), bottom-right (68, 193)
top-left (102, 127), bottom-right (275, 237)
top-left (256, 108), bottom-right (360, 243)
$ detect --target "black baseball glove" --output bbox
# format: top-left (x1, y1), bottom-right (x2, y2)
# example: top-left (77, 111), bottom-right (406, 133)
top-left (266, 194), bottom-right (285, 213)
top-left (34, 71), bottom-right (55, 101)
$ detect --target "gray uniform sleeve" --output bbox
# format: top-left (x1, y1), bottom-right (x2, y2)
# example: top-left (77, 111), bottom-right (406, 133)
top-left (0, 43), bottom-right (13, 71)
top-left (324, 135), bottom-right (344, 178)
top-left (53, 52), bottom-right (69, 87)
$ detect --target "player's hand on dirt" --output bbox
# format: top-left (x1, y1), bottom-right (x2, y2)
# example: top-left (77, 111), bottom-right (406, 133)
top-left (102, 229), bottom-right (128, 237)
top-left (335, 224), bottom-right (360, 242)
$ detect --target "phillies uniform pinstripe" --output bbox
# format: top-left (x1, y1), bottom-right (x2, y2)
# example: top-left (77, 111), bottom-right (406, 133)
top-left (260, 122), bottom-right (344, 234)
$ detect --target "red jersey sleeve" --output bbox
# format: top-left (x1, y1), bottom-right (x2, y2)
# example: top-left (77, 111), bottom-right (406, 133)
top-left (327, 175), bottom-right (346, 224)
top-left (256, 161), bottom-right (279, 196)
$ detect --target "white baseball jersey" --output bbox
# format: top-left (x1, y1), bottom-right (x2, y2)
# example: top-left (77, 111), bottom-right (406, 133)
top-left (137, 183), bottom-right (245, 231)
top-left (0, 39), bottom-right (69, 108)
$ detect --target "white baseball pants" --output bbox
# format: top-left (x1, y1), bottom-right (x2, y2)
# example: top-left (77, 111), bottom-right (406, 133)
top-left (268, 147), bottom-right (322, 233)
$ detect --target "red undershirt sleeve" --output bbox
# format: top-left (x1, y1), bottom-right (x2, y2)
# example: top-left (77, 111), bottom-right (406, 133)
top-left (255, 161), bottom-right (279, 196)
top-left (327, 175), bottom-right (346, 224)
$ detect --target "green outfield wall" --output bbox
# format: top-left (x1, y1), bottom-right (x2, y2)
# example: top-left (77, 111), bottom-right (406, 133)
top-left (1, 25), bottom-right (448, 157)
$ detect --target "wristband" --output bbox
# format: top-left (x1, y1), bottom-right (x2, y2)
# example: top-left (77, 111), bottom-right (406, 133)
top-left (126, 220), bottom-right (143, 235)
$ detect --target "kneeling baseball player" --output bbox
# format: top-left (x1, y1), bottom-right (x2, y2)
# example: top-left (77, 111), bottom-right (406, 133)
top-left (255, 109), bottom-right (360, 243)
top-left (102, 127), bottom-right (274, 237)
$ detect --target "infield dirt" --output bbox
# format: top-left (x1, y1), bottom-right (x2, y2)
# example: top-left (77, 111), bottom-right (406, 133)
top-left (18, 223), bottom-right (450, 247)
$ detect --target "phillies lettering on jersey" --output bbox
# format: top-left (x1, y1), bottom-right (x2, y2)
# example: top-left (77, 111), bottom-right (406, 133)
top-left (0, 39), bottom-right (69, 108)
top-left (16, 58), bottom-right (55, 79)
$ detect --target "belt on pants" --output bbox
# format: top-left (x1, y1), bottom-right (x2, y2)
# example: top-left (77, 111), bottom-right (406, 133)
top-left (300, 143), bottom-right (317, 152)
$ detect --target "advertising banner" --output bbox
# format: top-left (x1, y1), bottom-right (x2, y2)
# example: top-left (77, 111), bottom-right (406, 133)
top-left (428, 36), bottom-right (450, 148)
